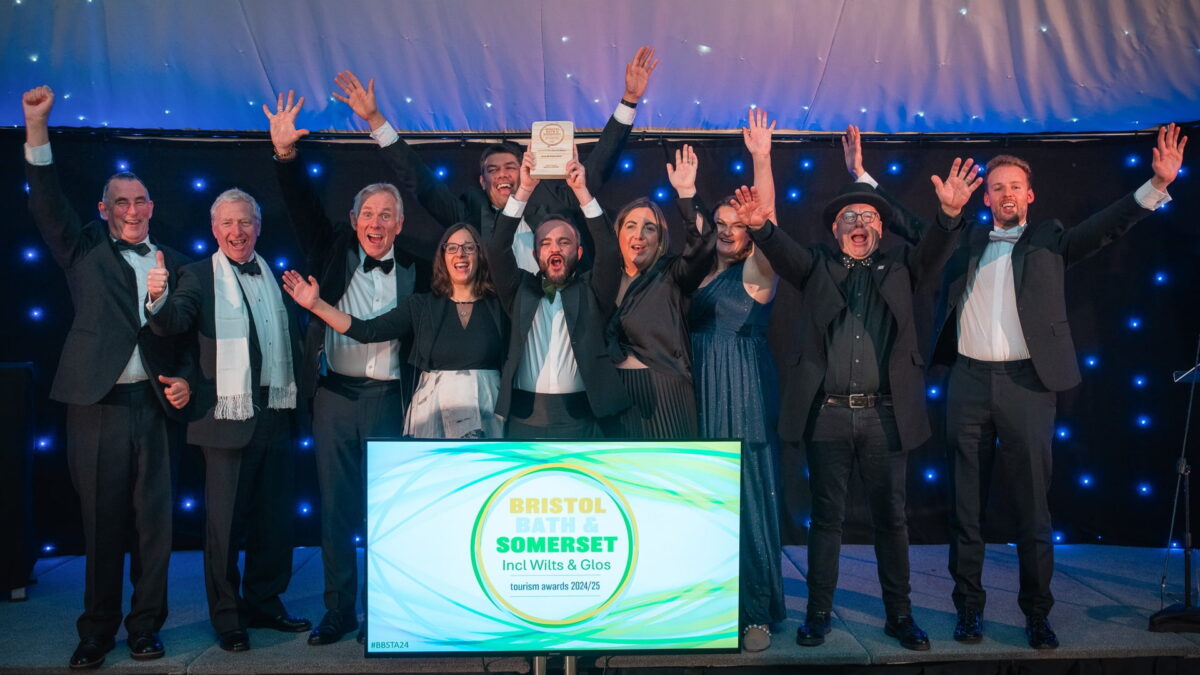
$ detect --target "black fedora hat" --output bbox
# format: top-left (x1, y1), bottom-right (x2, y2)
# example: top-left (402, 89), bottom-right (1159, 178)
top-left (821, 182), bottom-right (895, 229)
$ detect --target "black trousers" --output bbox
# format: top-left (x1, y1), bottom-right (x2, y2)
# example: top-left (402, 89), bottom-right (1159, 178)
top-left (946, 357), bottom-right (1056, 617)
top-left (66, 382), bottom-right (173, 640)
top-left (505, 390), bottom-right (600, 439)
top-left (312, 376), bottom-right (406, 616)
top-left (200, 408), bottom-right (295, 634)
top-left (805, 404), bottom-right (912, 617)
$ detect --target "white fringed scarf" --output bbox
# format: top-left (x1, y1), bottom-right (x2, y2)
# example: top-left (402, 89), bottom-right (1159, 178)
top-left (212, 253), bottom-right (296, 420)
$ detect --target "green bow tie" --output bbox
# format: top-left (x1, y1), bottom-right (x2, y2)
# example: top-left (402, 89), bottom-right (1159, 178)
top-left (541, 276), bottom-right (566, 302)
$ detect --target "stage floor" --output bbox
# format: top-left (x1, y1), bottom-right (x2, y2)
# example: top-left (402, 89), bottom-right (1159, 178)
top-left (1, 544), bottom-right (1198, 673)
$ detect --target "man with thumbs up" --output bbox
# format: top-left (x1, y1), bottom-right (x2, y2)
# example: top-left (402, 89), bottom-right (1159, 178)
top-left (21, 85), bottom-right (193, 669)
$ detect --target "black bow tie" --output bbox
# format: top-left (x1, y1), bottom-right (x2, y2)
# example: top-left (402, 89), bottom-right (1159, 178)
top-left (115, 240), bottom-right (151, 256)
top-left (229, 258), bottom-right (261, 276)
top-left (840, 253), bottom-right (874, 269)
top-left (363, 256), bottom-right (395, 274)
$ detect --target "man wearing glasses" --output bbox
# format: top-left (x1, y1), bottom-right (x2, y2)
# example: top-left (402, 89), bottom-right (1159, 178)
top-left (740, 158), bottom-right (980, 651)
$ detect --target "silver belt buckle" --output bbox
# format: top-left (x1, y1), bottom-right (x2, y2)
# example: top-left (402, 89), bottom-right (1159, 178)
top-left (848, 394), bottom-right (868, 408)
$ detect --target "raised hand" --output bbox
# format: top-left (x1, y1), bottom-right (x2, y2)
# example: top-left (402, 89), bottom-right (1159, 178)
top-left (158, 375), bottom-right (190, 410)
top-left (742, 108), bottom-right (775, 158)
top-left (22, 85), bottom-right (54, 147)
top-left (841, 124), bottom-right (865, 178)
top-left (564, 146), bottom-right (591, 203)
top-left (1151, 123), bottom-right (1188, 192)
top-left (514, 150), bottom-right (540, 202)
top-left (261, 90), bottom-right (309, 158)
top-left (281, 269), bottom-right (321, 309)
top-left (732, 185), bottom-right (774, 230)
top-left (623, 46), bottom-right (659, 102)
top-left (930, 158), bottom-right (983, 218)
top-left (147, 251), bottom-right (169, 301)
top-left (666, 144), bottom-right (698, 198)
top-left (332, 70), bottom-right (385, 130)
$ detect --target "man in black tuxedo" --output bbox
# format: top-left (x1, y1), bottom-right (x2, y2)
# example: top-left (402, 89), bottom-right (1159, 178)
top-left (147, 189), bottom-right (310, 653)
top-left (330, 46), bottom-right (657, 270)
top-left (743, 159), bottom-right (980, 651)
top-left (22, 85), bottom-right (193, 670)
top-left (935, 124), bottom-right (1187, 649)
top-left (489, 152), bottom-right (630, 437)
top-left (263, 91), bottom-right (424, 646)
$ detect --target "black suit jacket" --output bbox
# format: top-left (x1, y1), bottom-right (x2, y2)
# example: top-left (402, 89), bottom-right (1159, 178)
top-left (147, 258), bottom-right (304, 449)
top-left (751, 212), bottom-right (965, 448)
top-left (378, 113), bottom-right (632, 256)
top-left (25, 160), bottom-right (192, 418)
top-left (274, 155), bottom-right (426, 399)
top-left (932, 192), bottom-right (1152, 392)
top-left (488, 206), bottom-right (631, 420)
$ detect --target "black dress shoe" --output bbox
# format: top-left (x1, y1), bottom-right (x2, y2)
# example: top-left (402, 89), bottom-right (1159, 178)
top-left (249, 614), bottom-right (312, 633)
top-left (127, 632), bottom-right (165, 660)
top-left (218, 629), bottom-right (251, 652)
top-left (308, 609), bottom-right (358, 646)
top-left (796, 610), bottom-right (832, 647)
top-left (69, 637), bottom-right (114, 669)
top-left (885, 615), bottom-right (931, 651)
top-left (954, 608), bottom-right (983, 643)
top-left (1025, 614), bottom-right (1059, 649)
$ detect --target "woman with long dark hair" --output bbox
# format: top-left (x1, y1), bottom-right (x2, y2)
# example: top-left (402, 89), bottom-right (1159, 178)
top-left (283, 223), bottom-right (507, 438)
top-left (603, 144), bottom-right (714, 438)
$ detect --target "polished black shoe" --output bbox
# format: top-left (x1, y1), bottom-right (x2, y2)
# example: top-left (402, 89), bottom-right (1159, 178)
top-left (796, 610), bottom-right (832, 647)
top-left (249, 614), bottom-right (312, 633)
top-left (954, 608), bottom-right (983, 643)
top-left (218, 629), bottom-right (251, 652)
top-left (308, 609), bottom-right (358, 646)
top-left (127, 632), bottom-right (165, 660)
top-left (884, 615), bottom-right (931, 651)
top-left (69, 637), bottom-right (114, 669)
top-left (1025, 614), bottom-right (1059, 649)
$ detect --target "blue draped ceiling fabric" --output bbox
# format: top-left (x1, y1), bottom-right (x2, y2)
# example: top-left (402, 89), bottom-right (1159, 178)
top-left (1, 0), bottom-right (1198, 134)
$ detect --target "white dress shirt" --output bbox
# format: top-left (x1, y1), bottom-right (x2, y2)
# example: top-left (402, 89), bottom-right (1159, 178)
top-left (325, 247), bottom-right (401, 380)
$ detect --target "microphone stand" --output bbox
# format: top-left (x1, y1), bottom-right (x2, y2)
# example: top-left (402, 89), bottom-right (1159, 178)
top-left (1150, 333), bottom-right (1200, 632)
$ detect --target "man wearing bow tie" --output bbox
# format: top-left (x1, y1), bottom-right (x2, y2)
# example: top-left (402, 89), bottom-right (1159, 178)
top-left (935, 124), bottom-right (1187, 650)
top-left (263, 91), bottom-right (424, 645)
top-left (21, 85), bottom-right (193, 670)
top-left (743, 158), bottom-right (979, 652)
top-left (147, 188), bottom-right (310, 653)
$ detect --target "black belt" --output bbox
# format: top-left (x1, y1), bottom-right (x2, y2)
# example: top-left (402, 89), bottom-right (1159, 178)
top-left (822, 393), bottom-right (892, 408)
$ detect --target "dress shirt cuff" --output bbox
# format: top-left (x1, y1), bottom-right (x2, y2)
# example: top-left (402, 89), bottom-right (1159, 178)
top-left (25, 142), bottom-right (52, 166)
top-left (146, 287), bottom-right (168, 315)
top-left (580, 198), bottom-right (603, 218)
top-left (1134, 180), bottom-right (1171, 210)
top-left (612, 103), bottom-right (636, 126)
top-left (856, 170), bottom-right (878, 188)
top-left (370, 120), bottom-right (400, 148)
top-left (503, 196), bottom-right (528, 219)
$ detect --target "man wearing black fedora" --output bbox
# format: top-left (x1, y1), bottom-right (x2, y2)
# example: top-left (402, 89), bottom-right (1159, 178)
top-left (735, 158), bottom-right (981, 651)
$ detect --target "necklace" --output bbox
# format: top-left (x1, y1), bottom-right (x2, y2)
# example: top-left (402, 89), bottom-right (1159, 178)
top-left (454, 299), bottom-right (475, 318)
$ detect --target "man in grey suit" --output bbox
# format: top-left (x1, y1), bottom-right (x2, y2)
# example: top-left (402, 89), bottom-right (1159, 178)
top-left (22, 85), bottom-right (192, 670)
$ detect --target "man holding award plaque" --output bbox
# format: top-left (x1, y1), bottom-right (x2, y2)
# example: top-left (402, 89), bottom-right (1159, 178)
top-left (332, 46), bottom-right (658, 272)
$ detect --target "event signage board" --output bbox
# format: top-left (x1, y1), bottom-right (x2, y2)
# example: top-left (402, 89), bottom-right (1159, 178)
top-left (364, 439), bottom-right (741, 655)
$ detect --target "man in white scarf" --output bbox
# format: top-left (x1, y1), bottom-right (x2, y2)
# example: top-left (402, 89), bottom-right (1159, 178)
top-left (147, 188), bottom-right (309, 652)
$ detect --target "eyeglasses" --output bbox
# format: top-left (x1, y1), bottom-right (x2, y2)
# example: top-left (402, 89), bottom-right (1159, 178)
top-left (838, 210), bottom-right (879, 225)
top-left (442, 243), bottom-right (479, 255)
